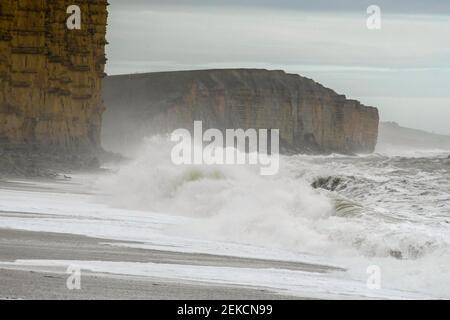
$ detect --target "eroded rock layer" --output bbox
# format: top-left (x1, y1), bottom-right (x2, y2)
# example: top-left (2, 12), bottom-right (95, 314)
top-left (0, 0), bottom-right (108, 152)
top-left (103, 69), bottom-right (379, 154)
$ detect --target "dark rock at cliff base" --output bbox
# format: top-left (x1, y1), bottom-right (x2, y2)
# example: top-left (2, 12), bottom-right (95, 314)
top-left (102, 69), bottom-right (379, 156)
top-left (0, 146), bottom-right (119, 178)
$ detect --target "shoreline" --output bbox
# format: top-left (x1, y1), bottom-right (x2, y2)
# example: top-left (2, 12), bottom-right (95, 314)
top-left (0, 229), bottom-right (308, 300)
top-left (0, 170), bottom-right (439, 300)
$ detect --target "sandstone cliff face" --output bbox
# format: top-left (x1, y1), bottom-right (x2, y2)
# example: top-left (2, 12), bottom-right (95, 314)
top-left (103, 69), bottom-right (379, 155)
top-left (0, 0), bottom-right (108, 152)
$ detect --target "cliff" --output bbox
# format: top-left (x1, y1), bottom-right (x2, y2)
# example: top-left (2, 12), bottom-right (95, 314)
top-left (0, 0), bottom-right (108, 153)
top-left (102, 69), bottom-right (379, 155)
top-left (378, 122), bottom-right (450, 152)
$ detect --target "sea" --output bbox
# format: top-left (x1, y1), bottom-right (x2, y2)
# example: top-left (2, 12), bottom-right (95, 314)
top-left (0, 137), bottom-right (449, 299)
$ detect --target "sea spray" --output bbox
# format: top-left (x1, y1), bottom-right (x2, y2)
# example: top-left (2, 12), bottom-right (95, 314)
top-left (98, 136), bottom-right (450, 259)
top-left (97, 136), bottom-right (450, 297)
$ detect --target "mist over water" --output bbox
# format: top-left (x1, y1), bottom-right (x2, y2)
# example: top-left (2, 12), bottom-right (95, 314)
top-left (99, 136), bottom-right (450, 297)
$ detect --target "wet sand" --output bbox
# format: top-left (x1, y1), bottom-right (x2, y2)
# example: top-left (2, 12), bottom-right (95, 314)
top-left (0, 229), bottom-right (334, 299)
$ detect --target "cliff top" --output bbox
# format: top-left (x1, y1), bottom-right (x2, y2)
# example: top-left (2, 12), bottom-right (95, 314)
top-left (106, 68), bottom-right (377, 111)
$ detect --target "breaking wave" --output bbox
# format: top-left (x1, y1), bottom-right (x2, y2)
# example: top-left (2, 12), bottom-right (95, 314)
top-left (99, 136), bottom-right (450, 264)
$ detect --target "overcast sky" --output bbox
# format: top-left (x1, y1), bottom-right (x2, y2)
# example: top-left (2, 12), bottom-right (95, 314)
top-left (106, 0), bottom-right (450, 134)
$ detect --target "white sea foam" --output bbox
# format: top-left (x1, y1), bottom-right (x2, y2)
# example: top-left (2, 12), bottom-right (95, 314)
top-left (99, 137), bottom-right (450, 259)
top-left (1, 136), bottom-right (449, 298)
top-left (0, 259), bottom-right (428, 300)
top-left (96, 136), bottom-right (450, 298)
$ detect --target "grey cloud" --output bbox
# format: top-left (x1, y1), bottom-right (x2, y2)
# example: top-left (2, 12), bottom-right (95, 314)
top-left (109, 0), bottom-right (450, 15)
